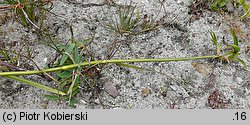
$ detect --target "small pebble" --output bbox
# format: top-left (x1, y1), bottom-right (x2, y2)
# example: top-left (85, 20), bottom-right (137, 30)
top-left (192, 62), bottom-right (212, 76)
top-left (103, 81), bottom-right (119, 98)
top-left (169, 84), bottom-right (177, 91)
top-left (141, 87), bottom-right (151, 97)
top-left (236, 77), bottom-right (243, 84)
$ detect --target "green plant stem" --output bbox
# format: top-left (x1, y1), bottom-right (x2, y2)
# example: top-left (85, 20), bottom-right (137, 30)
top-left (5, 75), bottom-right (66, 95)
top-left (0, 55), bottom-right (219, 76)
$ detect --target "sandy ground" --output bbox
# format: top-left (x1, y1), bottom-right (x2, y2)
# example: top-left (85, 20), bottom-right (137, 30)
top-left (0, 0), bottom-right (250, 109)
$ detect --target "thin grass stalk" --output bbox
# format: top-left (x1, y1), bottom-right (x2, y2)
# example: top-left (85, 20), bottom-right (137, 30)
top-left (5, 75), bottom-right (66, 95)
top-left (0, 55), bottom-right (219, 76)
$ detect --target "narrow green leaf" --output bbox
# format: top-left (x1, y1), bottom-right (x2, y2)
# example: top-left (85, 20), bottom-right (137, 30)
top-left (60, 43), bottom-right (76, 65)
top-left (223, 51), bottom-right (234, 56)
top-left (73, 82), bottom-right (80, 91)
top-left (73, 47), bottom-right (80, 64)
top-left (0, 50), bottom-right (11, 61)
top-left (240, 10), bottom-right (250, 19)
top-left (231, 58), bottom-right (246, 67)
top-left (64, 82), bottom-right (79, 93)
top-left (57, 44), bottom-right (67, 50)
top-left (219, 0), bottom-right (227, 7)
top-left (75, 74), bottom-right (80, 84)
top-left (239, 0), bottom-right (245, 5)
top-left (106, 24), bottom-right (115, 31)
top-left (60, 81), bottom-right (69, 91)
top-left (242, 2), bottom-right (250, 12)
top-left (210, 31), bottom-right (219, 48)
top-left (72, 89), bottom-right (79, 97)
top-left (210, 1), bottom-right (218, 10)
top-left (228, 52), bottom-right (241, 59)
top-left (44, 95), bottom-right (60, 100)
top-left (76, 38), bottom-right (91, 46)
top-left (56, 71), bottom-right (71, 78)
top-left (230, 29), bottom-right (238, 46)
top-left (72, 84), bottom-right (79, 96)
top-left (229, 44), bottom-right (240, 53)
top-left (27, 46), bottom-right (32, 58)
top-left (5, 76), bottom-right (66, 95)
top-left (69, 98), bottom-right (78, 107)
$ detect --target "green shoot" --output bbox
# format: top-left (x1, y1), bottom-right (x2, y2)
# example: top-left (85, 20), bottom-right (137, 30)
top-left (211, 30), bottom-right (246, 67)
top-left (210, 0), bottom-right (227, 11)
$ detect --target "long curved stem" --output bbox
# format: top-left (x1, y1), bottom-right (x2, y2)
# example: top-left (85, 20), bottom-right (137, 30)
top-left (0, 55), bottom-right (219, 76)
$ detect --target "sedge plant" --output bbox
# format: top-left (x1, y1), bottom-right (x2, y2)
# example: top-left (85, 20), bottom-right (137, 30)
top-left (105, 1), bottom-right (158, 35)
top-left (210, 29), bottom-right (246, 66)
top-left (209, 0), bottom-right (250, 19)
top-left (234, 0), bottom-right (250, 19)
top-left (0, 30), bottom-right (246, 105)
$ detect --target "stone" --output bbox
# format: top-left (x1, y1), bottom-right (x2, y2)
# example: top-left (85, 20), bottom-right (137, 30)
top-left (103, 81), bottom-right (119, 98)
top-left (141, 87), bottom-right (151, 97)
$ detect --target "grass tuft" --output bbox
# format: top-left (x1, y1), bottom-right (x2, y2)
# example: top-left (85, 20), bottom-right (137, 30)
top-left (2, 0), bottom-right (52, 28)
top-left (105, 1), bottom-right (158, 35)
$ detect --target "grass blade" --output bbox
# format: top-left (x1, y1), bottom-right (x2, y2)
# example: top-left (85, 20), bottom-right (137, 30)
top-left (229, 44), bottom-right (240, 54)
top-left (44, 94), bottom-right (60, 100)
top-left (219, 0), bottom-right (227, 7)
top-left (240, 10), bottom-right (250, 20)
top-left (231, 58), bottom-right (246, 67)
top-left (5, 75), bottom-right (66, 95)
top-left (60, 43), bottom-right (75, 65)
top-left (210, 31), bottom-right (218, 48)
top-left (230, 29), bottom-right (238, 46)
